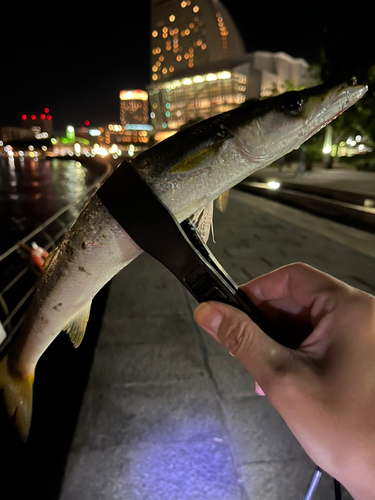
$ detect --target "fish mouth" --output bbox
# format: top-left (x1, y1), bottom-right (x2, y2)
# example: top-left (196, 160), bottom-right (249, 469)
top-left (305, 81), bottom-right (368, 142)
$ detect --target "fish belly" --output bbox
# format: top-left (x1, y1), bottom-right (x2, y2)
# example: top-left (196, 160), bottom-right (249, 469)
top-left (11, 194), bottom-right (143, 370)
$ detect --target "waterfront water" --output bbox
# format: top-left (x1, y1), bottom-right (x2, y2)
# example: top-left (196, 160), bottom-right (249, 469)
top-left (0, 156), bottom-right (99, 254)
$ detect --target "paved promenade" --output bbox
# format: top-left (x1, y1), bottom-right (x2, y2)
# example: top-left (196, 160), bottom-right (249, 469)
top-left (252, 165), bottom-right (375, 196)
top-left (59, 183), bottom-right (375, 500)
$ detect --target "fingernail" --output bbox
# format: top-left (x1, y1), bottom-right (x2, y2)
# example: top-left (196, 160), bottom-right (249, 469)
top-left (254, 381), bottom-right (265, 397)
top-left (194, 302), bottom-right (223, 340)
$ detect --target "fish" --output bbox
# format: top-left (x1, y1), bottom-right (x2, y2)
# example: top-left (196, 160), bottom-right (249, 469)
top-left (0, 79), bottom-right (367, 440)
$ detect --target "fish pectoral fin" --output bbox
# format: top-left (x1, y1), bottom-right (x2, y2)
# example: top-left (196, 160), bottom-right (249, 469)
top-left (42, 247), bottom-right (57, 270)
top-left (215, 190), bottom-right (230, 212)
top-left (189, 201), bottom-right (214, 244)
top-left (0, 354), bottom-right (34, 441)
top-left (169, 142), bottom-right (223, 173)
top-left (63, 301), bottom-right (92, 348)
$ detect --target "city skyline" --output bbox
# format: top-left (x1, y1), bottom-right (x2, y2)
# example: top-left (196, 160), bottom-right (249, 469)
top-left (1, 1), bottom-right (372, 130)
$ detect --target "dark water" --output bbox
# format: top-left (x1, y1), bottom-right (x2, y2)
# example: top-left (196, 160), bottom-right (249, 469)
top-left (0, 156), bottom-right (98, 254)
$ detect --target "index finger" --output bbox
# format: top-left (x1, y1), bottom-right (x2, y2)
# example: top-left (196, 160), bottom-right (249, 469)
top-left (241, 263), bottom-right (346, 310)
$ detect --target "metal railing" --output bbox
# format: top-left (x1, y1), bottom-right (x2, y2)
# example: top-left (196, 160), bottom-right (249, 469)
top-left (0, 162), bottom-right (112, 348)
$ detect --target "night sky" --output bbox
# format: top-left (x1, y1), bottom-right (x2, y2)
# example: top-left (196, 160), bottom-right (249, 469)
top-left (0, 1), bottom-right (371, 130)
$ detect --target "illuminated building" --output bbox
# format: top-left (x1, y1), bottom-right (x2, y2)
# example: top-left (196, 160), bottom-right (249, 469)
top-left (119, 89), bottom-right (149, 126)
top-left (149, 67), bottom-right (247, 131)
top-left (149, 1), bottom-right (308, 134)
top-left (20, 108), bottom-right (54, 136)
top-left (150, 0), bottom-right (245, 82)
top-left (0, 108), bottom-right (54, 144)
top-left (246, 51), bottom-right (309, 98)
top-left (115, 90), bottom-right (152, 157)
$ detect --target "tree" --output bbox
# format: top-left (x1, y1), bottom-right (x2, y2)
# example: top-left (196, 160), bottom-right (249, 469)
top-left (318, 14), bottom-right (375, 147)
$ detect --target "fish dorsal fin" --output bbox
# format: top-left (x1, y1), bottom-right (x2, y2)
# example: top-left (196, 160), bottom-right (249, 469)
top-left (215, 190), bottom-right (230, 212)
top-left (189, 201), bottom-right (214, 244)
top-left (169, 142), bottom-right (223, 174)
top-left (63, 301), bottom-right (92, 348)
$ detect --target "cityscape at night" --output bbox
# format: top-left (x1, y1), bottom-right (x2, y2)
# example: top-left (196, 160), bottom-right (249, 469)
top-left (1, 2), bottom-right (375, 500)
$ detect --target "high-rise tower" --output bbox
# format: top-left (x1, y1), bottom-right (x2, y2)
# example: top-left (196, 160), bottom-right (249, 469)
top-left (149, 1), bottom-right (309, 135)
top-left (150, 0), bottom-right (245, 82)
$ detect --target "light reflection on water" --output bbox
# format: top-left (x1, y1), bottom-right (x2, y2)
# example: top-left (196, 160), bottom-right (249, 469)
top-left (0, 156), bottom-right (98, 253)
top-left (50, 159), bottom-right (88, 218)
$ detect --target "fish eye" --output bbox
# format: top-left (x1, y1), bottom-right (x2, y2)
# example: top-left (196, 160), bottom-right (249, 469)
top-left (281, 96), bottom-right (304, 116)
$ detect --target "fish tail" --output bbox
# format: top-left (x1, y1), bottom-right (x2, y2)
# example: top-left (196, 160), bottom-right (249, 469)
top-left (0, 354), bottom-right (34, 441)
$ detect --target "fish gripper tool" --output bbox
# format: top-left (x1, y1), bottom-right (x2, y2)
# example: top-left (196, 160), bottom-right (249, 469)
top-left (97, 160), bottom-right (303, 350)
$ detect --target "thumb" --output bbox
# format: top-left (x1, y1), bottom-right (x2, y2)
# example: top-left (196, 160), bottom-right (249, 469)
top-left (194, 301), bottom-right (294, 394)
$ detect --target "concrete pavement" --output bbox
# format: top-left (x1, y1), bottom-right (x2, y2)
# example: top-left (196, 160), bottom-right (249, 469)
top-left (251, 165), bottom-right (375, 196)
top-left (58, 186), bottom-right (375, 500)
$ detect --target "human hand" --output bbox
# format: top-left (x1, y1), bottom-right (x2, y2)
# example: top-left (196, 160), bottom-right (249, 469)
top-left (194, 263), bottom-right (375, 500)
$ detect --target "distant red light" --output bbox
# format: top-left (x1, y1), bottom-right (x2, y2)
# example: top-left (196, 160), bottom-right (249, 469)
top-left (31, 115), bottom-right (36, 120)
top-left (84, 120), bottom-right (90, 126)
top-left (44, 107), bottom-right (49, 113)
top-left (47, 115), bottom-right (52, 120)
top-left (40, 114), bottom-right (46, 120)
top-left (21, 114), bottom-right (27, 120)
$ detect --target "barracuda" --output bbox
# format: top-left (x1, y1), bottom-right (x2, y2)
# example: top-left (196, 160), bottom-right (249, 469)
top-left (0, 79), bottom-right (367, 440)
